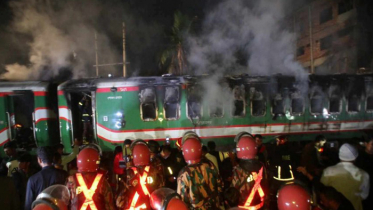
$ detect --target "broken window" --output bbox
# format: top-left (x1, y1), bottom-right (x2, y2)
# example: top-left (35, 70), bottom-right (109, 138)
top-left (187, 86), bottom-right (202, 119)
top-left (367, 96), bottom-right (373, 111)
top-left (297, 46), bottom-right (305, 57)
top-left (164, 86), bottom-right (180, 120)
top-left (348, 94), bottom-right (360, 112)
top-left (291, 92), bottom-right (304, 115)
top-left (338, 1), bottom-right (353, 15)
top-left (320, 7), bottom-right (332, 24)
top-left (329, 97), bottom-right (341, 113)
top-left (310, 88), bottom-right (324, 115)
top-left (210, 106), bottom-right (224, 118)
top-left (320, 35), bottom-right (333, 50)
top-left (233, 85), bottom-right (245, 117)
top-left (329, 85), bottom-right (341, 113)
top-left (272, 94), bottom-right (285, 115)
top-left (252, 90), bottom-right (266, 116)
top-left (139, 87), bottom-right (157, 121)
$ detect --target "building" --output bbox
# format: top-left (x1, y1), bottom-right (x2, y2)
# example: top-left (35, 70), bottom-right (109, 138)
top-left (293, 0), bottom-right (373, 74)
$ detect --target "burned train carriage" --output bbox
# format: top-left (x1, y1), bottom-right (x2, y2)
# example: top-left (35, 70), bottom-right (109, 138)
top-left (57, 75), bottom-right (373, 152)
top-left (0, 81), bottom-right (59, 156)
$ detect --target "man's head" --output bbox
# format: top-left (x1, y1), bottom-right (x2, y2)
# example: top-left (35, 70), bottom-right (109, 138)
top-left (339, 143), bottom-right (358, 162)
top-left (207, 141), bottom-right (216, 152)
top-left (319, 185), bottom-right (344, 210)
top-left (4, 141), bottom-right (17, 157)
top-left (202, 146), bottom-right (208, 156)
top-left (124, 139), bottom-right (132, 148)
top-left (315, 135), bottom-right (326, 149)
top-left (56, 144), bottom-right (64, 155)
top-left (364, 136), bottom-right (373, 155)
top-left (161, 145), bottom-right (172, 159)
top-left (276, 135), bottom-right (288, 146)
top-left (254, 134), bottom-right (263, 146)
top-left (17, 153), bottom-right (32, 173)
top-left (37, 147), bottom-right (54, 167)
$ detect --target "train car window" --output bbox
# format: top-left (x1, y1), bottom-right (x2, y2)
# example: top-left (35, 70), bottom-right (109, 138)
top-left (210, 106), bottom-right (224, 118)
top-left (233, 85), bottom-right (245, 117)
top-left (272, 94), bottom-right (285, 115)
top-left (252, 91), bottom-right (266, 116)
top-left (139, 87), bottom-right (157, 121)
top-left (187, 86), bottom-right (202, 119)
top-left (348, 95), bottom-right (360, 112)
top-left (291, 91), bottom-right (304, 115)
top-left (329, 97), bottom-right (341, 113)
top-left (328, 85), bottom-right (341, 113)
top-left (366, 96), bottom-right (373, 111)
top-left (164, 86), bottom-right (180, 120)
top-left (310, 95), bottom-right (323, 114)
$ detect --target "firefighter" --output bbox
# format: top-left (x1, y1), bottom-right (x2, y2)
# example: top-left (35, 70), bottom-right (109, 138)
top-left (277, 184), bottom-right (311, 210)
top-left (268, 135), bottom-right (299, 186)
top-left (148, 140), bottom-right (165, 187)
top-left (79, 95), bottom-right (92, 143)
top-left (150, 188), bottom-right (189, 210)
top-left (67, 147), bottom-right (115, 210)
top-left (177, 131), bottom-right (223, 210)
top-left (231, 132), bottom-right (268, 210)
top-left (116, 139), bottom-right (164, 209)
top-left (32, 185), bottom-right (70, 210)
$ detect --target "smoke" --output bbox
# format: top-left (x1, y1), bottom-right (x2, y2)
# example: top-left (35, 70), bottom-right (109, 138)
top-left (0, 0), bottom-right (165, 80)
top-left (187, 0), bottom-right (308, 113)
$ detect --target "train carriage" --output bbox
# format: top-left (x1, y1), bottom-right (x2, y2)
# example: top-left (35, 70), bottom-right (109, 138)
top-left (0, 81), bottom-right (59, 156)
top-left (57, 74), bottom-right (373, 153)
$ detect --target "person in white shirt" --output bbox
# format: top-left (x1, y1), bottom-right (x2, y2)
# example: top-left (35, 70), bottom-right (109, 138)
top-left (321, 143), bottom-right (370, 210)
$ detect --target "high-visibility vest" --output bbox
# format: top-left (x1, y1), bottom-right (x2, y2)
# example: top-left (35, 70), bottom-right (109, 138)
top-left (239, 167), bottom-right (265, 210)
top-left (75, 173), bottom-right (103, 210)
top-left (127, 166), bottom-right (151, 210)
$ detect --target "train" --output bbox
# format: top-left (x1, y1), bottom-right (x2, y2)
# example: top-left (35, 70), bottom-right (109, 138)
top-left (1, 74), bottom-right (373, 156)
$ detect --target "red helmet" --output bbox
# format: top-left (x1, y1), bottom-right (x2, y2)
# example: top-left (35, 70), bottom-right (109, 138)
top-left (166, 198), bottom-right (188, 210)
top-left (131, 140), bottom-right (150, 166)
top-left (77, 148), bottom-right (100, 172)
top-left (32, 185), bottom-right (70, 210)
top-left (150, 188), bottom-right (188, 210)
top-left (235, 132), bottom-right (257, 159)
top-left (277, 184), bottom-right (311, 210)
top-left (181, 131), bottom-right (202, 165)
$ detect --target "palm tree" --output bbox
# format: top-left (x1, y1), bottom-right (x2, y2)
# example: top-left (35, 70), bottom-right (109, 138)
top-left (160, 11), bottom-right (194, 75)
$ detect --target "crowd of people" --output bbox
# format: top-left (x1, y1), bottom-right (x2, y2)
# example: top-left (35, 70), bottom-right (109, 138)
top-left (0, 131), bottom-right (372, 210)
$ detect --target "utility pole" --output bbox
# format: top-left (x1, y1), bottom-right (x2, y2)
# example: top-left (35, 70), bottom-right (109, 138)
top-left (122, 22), bottom-right (126, 77)
top-left (308, 6), bottom-right (314, 74)
top-left (95, 32), bottom-right (99, 76)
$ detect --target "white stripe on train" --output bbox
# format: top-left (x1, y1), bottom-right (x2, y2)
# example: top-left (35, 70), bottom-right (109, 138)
top-left (96, 120), bottom-right (373, 142)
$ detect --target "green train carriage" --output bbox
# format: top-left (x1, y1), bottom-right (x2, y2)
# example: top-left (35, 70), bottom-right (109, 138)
top-left (58, 74), bottom-right (373, 153)
top-left (0, 81), bottom-right (59, 156)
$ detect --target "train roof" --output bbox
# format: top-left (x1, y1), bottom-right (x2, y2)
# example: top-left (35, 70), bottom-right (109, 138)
top-left (58, 76), bottom-right (186, 91)
top-left (0, 81), bottom-right (50, 92)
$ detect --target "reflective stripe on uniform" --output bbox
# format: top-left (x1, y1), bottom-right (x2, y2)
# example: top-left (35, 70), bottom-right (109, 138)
top-left (76, 173), bottom-right (103, 210)
top-left (239, 167), bottom-right (265, 210)
top-left (273, 165), bottom-right (294, 181)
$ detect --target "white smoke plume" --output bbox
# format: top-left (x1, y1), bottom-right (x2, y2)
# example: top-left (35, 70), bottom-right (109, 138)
top-left (1, 0), bottom-right (122, 80)
top-left (187, 0), bottom-right (308, 111)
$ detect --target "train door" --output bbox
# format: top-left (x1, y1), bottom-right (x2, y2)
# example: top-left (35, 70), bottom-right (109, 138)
top-left (7, 91), bottom-right (36, 149)
top-left (67, 91), bottom-right (95, 143)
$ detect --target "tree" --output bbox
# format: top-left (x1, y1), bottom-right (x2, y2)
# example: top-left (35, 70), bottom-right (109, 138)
top-left (160, 11), bottom-right (194, 75)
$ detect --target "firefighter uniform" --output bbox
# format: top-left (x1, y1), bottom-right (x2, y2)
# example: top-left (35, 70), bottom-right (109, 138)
top-left (231, 132), bottom-right (267, 210)
top-left (176, 131), bottom-right (223, 210)
top-left (116, 140), bottom-right (164, 210)
top-left (67, 147), bottom-right (115, 210)
top-left (79, 97), bottom-right (92, 141)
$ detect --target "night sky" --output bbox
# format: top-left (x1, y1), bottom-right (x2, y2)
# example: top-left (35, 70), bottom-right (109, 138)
top-left (0, 0), bottom-right (217, 79)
